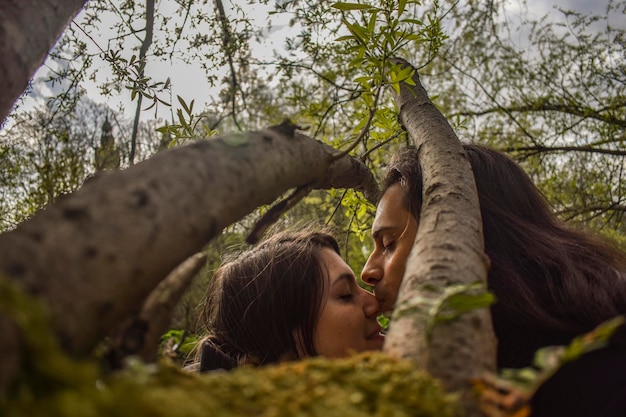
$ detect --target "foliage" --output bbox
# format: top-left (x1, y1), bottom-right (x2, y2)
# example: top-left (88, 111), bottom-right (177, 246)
top-left (423, 0), bottom-right (626, 236)
top-left (159, 329), bottom-right (201, 363)
top-left (4, 0), bottom-right (625, 242)
top-left (0, 99), bottom-right (164, 232)
top-left (0, 105), bottom-right (91, 230)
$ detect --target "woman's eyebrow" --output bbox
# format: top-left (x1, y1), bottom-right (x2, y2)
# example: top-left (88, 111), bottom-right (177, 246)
top-left (331, 273), bottom-right (355, 287)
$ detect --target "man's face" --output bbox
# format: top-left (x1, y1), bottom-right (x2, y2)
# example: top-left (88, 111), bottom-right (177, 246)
top-left (361, 183), bottom-right (419, 314)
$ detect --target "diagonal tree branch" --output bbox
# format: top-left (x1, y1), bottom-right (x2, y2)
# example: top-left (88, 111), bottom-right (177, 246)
top-left (102, 252), bottom-right (207, 370)
top-left (0, 126), bottom-right (379, 392)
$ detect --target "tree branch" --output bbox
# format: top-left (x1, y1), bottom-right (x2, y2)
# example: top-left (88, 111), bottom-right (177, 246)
top-left (385, 58), bottom-right (497, 417)
top-left (102, 252), bottom-right (207, 370)
top-left (0, 0), bottom-right (89, 123)
top-left (0, 127), bottom-right (379, 391)
top-left (454, 102), bottom-right (626, 129)
top-left (129, 0), bottom-right (155, 166)
top-left (215, 0), bottom-right (243, 131)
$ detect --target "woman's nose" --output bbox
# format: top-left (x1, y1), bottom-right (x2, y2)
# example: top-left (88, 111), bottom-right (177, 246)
top-left (361, 253), bottom-right (382, 287)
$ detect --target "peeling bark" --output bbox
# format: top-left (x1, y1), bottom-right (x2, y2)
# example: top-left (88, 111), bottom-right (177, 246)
top-left (384, 59), bottom-right (497, 416)
top-left (0, 128), bottom-right (378, 391)
top-left (0, 0), bottom-right (88, 122)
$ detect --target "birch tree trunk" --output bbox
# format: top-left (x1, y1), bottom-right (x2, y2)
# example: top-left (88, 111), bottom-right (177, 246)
top-left (0, 127), bottom-right (378, 393)
top-left (0, 0), bottom-right (88, 122)
top-left (383, 59), bottom-right (497, 416)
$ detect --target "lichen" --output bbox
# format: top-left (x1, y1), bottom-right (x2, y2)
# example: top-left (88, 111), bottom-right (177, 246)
top-left (0, 277), bottom-right (462, 417)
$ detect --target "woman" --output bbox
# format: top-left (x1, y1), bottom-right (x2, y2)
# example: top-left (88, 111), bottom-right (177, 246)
top-left (199, 229), bottom-right (384, 372)
top-left (361, 144), bottom-right (626, 416)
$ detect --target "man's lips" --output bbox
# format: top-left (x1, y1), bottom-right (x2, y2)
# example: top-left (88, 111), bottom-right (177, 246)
top-left (374, 292), bottom-right (395, 314)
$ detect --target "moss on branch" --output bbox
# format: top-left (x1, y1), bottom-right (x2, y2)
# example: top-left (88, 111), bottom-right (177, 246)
top-left (1, 276), bottom-right (461, 417)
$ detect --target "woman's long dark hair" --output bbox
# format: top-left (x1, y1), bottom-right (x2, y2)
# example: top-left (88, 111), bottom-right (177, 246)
top-left (385, 144), bottom-right (626, 368)
top-left (198, 229), bottom-right (340, 372)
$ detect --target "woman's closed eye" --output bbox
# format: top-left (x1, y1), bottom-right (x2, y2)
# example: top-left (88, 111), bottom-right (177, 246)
top-left (339, 292), bottom-right (355, 302)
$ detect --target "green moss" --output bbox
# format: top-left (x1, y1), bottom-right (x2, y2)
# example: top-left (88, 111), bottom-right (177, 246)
top-left (0, 277), bottom-right (461, 417)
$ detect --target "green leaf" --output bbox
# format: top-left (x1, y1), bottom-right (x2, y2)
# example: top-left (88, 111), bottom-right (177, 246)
top-left (367, 11), bottom-right (378, 33)
top-left (334, 35), bottom-right (356, 42)
top-left (177, 95), bottom-right (191, 115)
top-left (398, 0), bottom-right (407, 17)
top-left (343, 20), bottom-right (369, 45)
top-left (332, 2), bottom-right (373, 11)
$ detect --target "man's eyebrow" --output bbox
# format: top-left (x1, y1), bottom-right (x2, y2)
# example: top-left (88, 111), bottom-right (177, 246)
top-left (372, 225), bottom-right (398, 239)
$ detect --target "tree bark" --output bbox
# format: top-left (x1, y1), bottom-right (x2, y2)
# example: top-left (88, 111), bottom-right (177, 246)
top-left (384, 59), bottom-right (497, 416)
top-left (102, 252), bottom-right (207, 370)
top-left (0, 127), bottom-right (378, 391)
top-left (0, 0), bottom-right (88, 123)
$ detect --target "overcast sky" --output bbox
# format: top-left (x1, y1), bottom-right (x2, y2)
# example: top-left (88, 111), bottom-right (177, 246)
top-left (16, 0), bottom-right (620, 125)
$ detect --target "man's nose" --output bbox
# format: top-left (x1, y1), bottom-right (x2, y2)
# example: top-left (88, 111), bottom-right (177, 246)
top-left (361, 253), bottom-right (382, 286)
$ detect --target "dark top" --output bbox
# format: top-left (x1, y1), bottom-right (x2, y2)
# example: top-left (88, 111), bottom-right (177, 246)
top-left (530, 321), bottom-right (626, 417)
top-left (199, 339), bottom-right (236, 372)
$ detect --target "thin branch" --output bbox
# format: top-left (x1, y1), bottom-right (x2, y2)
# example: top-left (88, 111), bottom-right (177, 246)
top-left (506, 144), bottom-right (626, 157)
top-left (168, 0), bottom-right (193, 59)
top-left (246, 184), bottom-right (314, 244)
top-left (558, 203), bottom-right (626, 222)
top-left (331, 85), bottom-right (383, 161)
top-left (444, 58), bottom-right (542, 147)
top-left (129, 0), bottom-right (155, 166)
top-left (313, 91), bottom-right (362, 138)
top-left (215, 0), bottom-right (242, 131)
top-left (265, 60), bottom-right (360, 93)
top-left (360, 129), bottom-right (404, 162)
top-left (325, 189), bottom-right (349, 227)
top-left (454, 102), bottom-right (626, 128)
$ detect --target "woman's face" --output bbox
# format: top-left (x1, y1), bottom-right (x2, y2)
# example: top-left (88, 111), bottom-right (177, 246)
top-left (312, 248), bottom-right (385, 358)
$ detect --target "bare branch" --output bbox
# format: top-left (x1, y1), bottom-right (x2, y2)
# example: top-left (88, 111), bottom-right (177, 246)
top-left (102, 252), bottom-right (207, 370)
top-left (129, 0), bottom-right (155, 166)
top-left (454, 102), bottom-right (626, 129)
top-left (215, 0), bottom-right (243, 131)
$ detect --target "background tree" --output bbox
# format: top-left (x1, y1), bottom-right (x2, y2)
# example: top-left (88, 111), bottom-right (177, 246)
top-left (0, 98), bottom-right (162, 232)
top-left (422, 0), bottom-right (626, 237)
